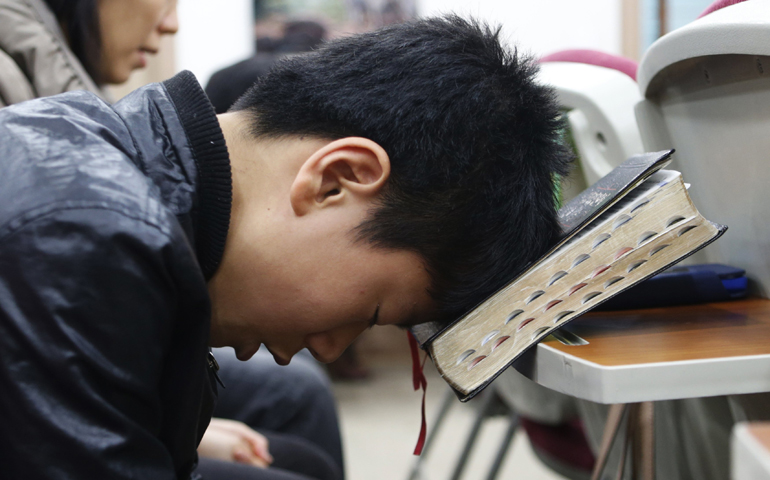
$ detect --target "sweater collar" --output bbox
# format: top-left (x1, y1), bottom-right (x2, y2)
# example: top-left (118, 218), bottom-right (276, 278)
top-left (162, 71), bottom-right (232, 280)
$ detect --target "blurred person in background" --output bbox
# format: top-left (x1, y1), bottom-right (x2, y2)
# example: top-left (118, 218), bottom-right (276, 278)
top-left (206, 20), bottom-right (328, 115)
top-left (0, 1), bottom-right (342, 479)
top-left (0, 0), bottom-right (178, 105)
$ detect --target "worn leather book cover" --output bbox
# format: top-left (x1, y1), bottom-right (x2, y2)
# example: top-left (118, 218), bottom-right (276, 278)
top-left (413, 151), bottom-right (727, 401)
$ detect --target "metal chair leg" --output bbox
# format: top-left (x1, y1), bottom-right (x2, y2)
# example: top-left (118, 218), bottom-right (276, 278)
top-left (591, 404), bottom-right (630, 480)
top-left (407, 387), bottom-right (521, 480)
top-left (484, 411), bottom-right (519, 480)
top-left (632, 402), bottom-right (655, 480)
top-left (450, 389), bottom-right (496, 480)
top-left (407, 387), bottom-right (457, 480)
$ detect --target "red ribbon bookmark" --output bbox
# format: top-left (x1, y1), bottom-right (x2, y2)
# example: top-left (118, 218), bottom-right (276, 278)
top-left (407, 331), bottom-right (428, 455)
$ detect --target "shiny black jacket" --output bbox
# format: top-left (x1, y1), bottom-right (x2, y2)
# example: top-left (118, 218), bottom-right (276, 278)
top-left (0, 71), bottom-right (232, 479)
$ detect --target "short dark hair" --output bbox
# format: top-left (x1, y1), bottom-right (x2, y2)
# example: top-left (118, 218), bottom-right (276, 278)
top-left (232, 16), bottom-right (572, 323)
top-left (43, 0), bottom-right (102, 83)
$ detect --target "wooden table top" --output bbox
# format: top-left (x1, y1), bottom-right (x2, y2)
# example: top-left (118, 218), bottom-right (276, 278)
top-left (541, 298), bottom-right (770, 366)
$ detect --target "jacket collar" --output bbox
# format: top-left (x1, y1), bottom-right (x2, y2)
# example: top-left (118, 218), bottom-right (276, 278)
top-left (163, 71), bottom-right (232, 280)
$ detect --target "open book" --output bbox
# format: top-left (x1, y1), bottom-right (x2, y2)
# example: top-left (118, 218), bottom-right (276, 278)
top-left (412, 150), bottom-right (727, 401)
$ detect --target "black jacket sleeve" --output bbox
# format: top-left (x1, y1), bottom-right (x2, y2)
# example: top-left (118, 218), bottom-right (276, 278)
top-left (0, 206), bottom-right (182, 479)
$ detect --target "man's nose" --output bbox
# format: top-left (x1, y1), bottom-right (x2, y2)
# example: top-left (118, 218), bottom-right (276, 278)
top-left (159, 7), bottom-right (179, 35)
top-left (305, 324), bottom-right (368, 363)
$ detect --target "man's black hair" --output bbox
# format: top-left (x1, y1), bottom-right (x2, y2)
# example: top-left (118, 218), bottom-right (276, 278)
top-left (232, 15), bottom-right (573, 324)
top-left (43, 0), bottom-right (102, 83)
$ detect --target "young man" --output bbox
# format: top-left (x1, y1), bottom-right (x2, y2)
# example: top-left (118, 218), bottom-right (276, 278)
top-left (0, 15), bottom-right (571, 480)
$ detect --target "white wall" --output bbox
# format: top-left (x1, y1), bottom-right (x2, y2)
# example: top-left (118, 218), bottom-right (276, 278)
top-left (175, 0), bottom-right (254, 87)
top-left (418, 0), bottom-right (622, 58)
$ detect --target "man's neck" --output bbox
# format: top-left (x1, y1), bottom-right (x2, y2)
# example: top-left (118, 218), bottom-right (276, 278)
top-left (216, 112), bottom-right (332, 240)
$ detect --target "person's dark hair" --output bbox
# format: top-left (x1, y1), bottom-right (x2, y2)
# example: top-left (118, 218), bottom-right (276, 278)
top-left (43, 0), bottom-right (102, 83)
top-left (232, 15), bottom-right (573, 323)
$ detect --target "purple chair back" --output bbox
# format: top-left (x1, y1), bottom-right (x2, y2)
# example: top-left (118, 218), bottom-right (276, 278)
top-left (540, 49), bottom-right (638, 81)
top-left (698, 0), bottom-right (749, 18)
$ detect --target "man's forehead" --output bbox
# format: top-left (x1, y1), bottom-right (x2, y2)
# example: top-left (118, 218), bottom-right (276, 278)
top-left (386, 285), bottom-right (438, 329)
top-left (359, 242), bottom-right (437, 326)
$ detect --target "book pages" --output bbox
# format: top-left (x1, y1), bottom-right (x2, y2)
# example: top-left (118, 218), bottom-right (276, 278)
top-left (429, 171), bottom-right (722, 397)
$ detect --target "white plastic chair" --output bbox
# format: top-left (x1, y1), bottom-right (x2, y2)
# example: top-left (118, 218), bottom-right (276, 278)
top-left (634, 0), bottom-right (770, 296)
top-left (537, 59), bottom-right (644, 187)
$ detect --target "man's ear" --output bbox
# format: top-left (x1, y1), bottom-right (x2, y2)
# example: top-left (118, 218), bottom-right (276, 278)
top-left (290, 137), bottom-right (390, 216)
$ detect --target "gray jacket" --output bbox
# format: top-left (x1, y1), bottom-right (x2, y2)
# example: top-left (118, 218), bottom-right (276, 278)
top-left (0, 0), bottom-right (103, 106)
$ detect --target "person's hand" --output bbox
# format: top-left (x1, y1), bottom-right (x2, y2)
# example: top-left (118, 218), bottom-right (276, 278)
top-left (198, 418), bottom-right (274, 467)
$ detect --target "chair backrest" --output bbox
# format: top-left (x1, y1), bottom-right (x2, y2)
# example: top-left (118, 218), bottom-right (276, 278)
top-left (538, 53), bottom-right (643, 188)
top-left (698, 0), bottom-right (749, 18)
top-left (541, 49), bottom-right (639, 80)
top-left (635, 0), bottom-right (770, 296)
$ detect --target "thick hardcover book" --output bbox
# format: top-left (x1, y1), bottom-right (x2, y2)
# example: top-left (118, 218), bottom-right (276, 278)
top-left (411, 150), bottom-right (675, 346)
top-left (415, 151), bottom-right (727, 401)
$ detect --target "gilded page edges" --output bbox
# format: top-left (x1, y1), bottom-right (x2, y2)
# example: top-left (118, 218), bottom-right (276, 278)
top-left (431, 172), bottom-right (724, 398)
